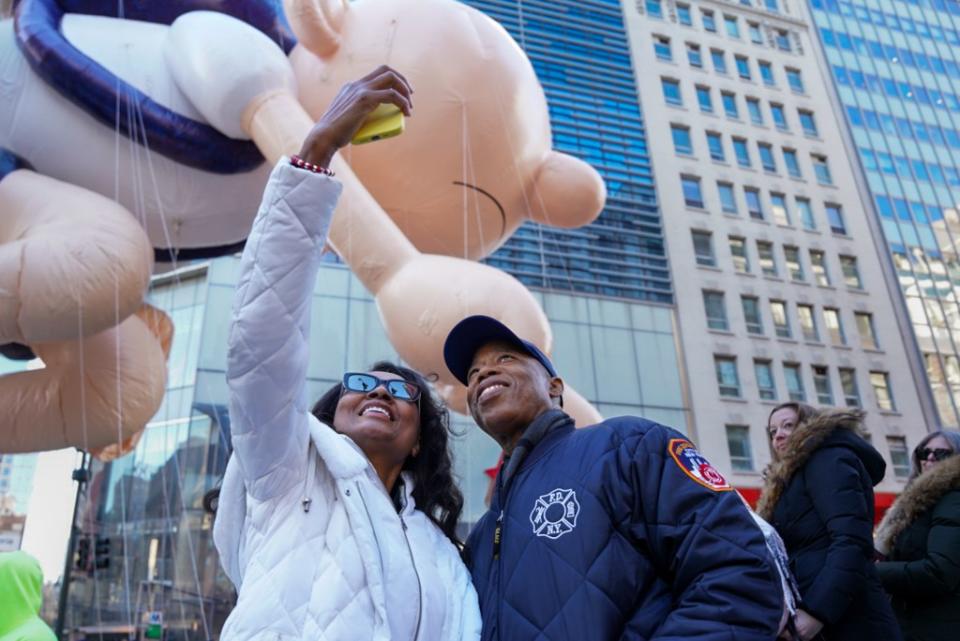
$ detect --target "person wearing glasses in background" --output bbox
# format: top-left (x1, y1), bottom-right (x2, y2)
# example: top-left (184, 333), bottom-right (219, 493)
top-left (212, 67), bottom-right (481, 641)
top-left (875, 430), bottom-right (960, 641)
top-left (758, 403), bottom-right (901, 641)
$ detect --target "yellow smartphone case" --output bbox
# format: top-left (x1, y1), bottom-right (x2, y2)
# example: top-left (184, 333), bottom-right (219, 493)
top-left (352, 104), bottom-right (405, 145)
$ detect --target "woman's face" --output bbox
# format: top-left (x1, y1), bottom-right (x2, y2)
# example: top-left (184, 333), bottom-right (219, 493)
top-left (918, 435), bottom-right (954, 474)
top-left (768, 407), bottom-right (800, 457)
top-left (333, 370), bottom-right (421, 465)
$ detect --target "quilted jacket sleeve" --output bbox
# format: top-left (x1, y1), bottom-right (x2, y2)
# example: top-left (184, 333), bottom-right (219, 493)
top-left (622, 424), bottom-right (782, 641)
top-left (799, 447), bottom-right (874, 624)
top-left (226, 160), bottom-right (342, 501)
top-left (440, 539), bottom-right (482, 641)
top-left (876, 491), bottom-right (960, 598)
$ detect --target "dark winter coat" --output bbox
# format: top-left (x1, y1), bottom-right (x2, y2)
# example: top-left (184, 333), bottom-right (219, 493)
top-left (875, 454), bottom-right (960, 641)
top-left (465, 413), bottom-right (784, 641)
top-left (757, 409), bottom-right (902, 641)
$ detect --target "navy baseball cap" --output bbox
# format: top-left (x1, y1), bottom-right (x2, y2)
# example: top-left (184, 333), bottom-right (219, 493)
top-left (443, 315), bottom-right (558, 385)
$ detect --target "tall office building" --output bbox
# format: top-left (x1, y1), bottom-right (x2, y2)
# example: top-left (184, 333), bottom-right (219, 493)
top-left (468, 0), bottom-right (672, 302)
top-left (623, 0), bottom-right (929, 497)
top-left (808, 0), bottom-right (960, 428)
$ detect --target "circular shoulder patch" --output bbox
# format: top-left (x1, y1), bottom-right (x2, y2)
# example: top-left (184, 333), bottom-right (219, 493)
top-left (667, 438), bottom-right (732, 492)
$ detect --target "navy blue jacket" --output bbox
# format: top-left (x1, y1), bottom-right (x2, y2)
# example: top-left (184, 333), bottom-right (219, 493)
top-left (465, 416), bottom-right (783, 641)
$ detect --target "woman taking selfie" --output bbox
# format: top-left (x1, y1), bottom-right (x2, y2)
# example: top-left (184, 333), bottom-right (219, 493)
top-left (212, 66), bottom-right (481, 641)
top-left (876, 431), bottom-right (960, 641)
top-left (758, 403), bottom-right (901, 640)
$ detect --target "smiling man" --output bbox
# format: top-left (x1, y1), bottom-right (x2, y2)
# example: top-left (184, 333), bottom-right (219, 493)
top-left (443, 315), bottom-right (784, 641)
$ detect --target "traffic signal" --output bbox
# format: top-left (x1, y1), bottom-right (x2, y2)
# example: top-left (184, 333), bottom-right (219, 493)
top-left (75, 536), bottom-right (91, 573)
top-left (94, 536), bottom-right (111, 569)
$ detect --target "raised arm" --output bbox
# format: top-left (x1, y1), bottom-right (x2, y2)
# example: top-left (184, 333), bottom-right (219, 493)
top-left (226, 67), bottom-right (414, 500)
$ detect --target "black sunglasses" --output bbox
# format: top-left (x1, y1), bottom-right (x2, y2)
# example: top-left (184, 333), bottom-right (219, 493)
top-left (342, 373), bottom-right (421, 403)
top-left (917, 447), bottom-right (953, 462)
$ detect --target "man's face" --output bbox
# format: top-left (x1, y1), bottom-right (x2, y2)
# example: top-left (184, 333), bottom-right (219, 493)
top-left (466, 340), bottom-right (563, 451)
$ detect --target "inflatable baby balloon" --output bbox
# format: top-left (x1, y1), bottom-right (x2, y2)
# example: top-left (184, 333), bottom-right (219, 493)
top-left (286, 0), bottom-right (606, 259)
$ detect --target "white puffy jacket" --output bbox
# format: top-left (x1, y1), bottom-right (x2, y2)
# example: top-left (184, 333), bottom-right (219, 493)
top-left (213, 160), bottom-right (482, 641)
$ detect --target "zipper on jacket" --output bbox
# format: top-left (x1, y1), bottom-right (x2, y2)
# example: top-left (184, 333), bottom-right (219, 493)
top-left (399, 513), bottom-right (423, 641)
top-left (494, 470), bottom-right (508, 640)
top-left (302, 443), bottom-right (317, 512)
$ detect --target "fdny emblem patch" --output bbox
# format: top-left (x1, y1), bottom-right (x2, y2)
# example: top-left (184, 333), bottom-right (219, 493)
top-left (530, 488), bottom-right (580, 539)
top-left (668, 439), bottom-right (733, 492)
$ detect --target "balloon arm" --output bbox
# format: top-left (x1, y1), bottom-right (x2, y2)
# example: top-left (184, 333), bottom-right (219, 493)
top-left (242, 90), bottom-right (417, 296)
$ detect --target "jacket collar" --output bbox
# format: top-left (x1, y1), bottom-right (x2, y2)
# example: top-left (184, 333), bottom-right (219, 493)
top-left (757, 409), bottom-right (867, 521)
top-left (875, 454), bottom-right (960, 554)
top-left (492, 410), bottom-right (575, 511)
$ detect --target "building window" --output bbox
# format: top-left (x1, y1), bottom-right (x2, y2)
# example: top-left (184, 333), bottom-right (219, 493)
top-left (871, 372), bottom-right (896, 411)
top-left (771, 103), bottom-right (788, 130)
top-left (745, 187), bottom-right (763, 219)
top-left (687, 42), bottom-right (703, 67)
top-left (887, 436), bottom-right (910, 478)
top-left (784, 363), bottom-right (805, 401)
top-left (691, 230), bottom-right (716, 267)
top-left (783, 148), bottom-right (801, 178)
top-left (715, 356), bottom-right (741, 397)
top-left (798, 304), bottom-right (819, 341)
top-left (696, 85), bottom-right (713, 113)
top-left (730, 236), bottom-right (750, 273)
top-left (677, 3), bottom-right (692, 26)
top-left (758, 241), bottom-right (777, 276)
top-left (840, 368), bottom-right (861, 408)
top-left (701, 9), bottom-right (716, 32)
top-left (840, 255), bottom-right (862, 288)
top-left (662, 77), bottom-right (682, 105)
top-left (724, 15), bottom-right (740, 38)
top-left (759, 143), bottom-right (777, 173)
top-left (746, 97), bottom-right (763, 124)
top-left (769, 194), bottom-right (789, 226)
top-left (774, 29), bottom-right (791, 51)
top-left (825, 203), bottom-right (846, 234)
top-left (722, 92), bottom-right (739, 118)
top-left (742, 296), bottom-right (764, 335)
top-left (646, 0), bottom-right (663, 19)
top-left (855, 312), bottom-right (878, 350)
top-left (726, 425), bottom-right (754, 471)
top-left (749, 22), bottom-right (764, 44)
top-left (771, 299), bottom-right (791, 337)
top-left (735, 55), bottom-right (751, 80)
top-left (734, 138), bottom-right (751, 167)
top-left (786, 68), bottom-right (804, 93)
top-left (711, 49), bottom-right (727, 74)
top-left (824, 308), bottom-right (846, 345)
top-left (754, 360), bottom-right (776, 399)
top-left (759, 60), bottom-right (775, 85)
top-left (765, 0), bottom-right (780, 11)
top-left (718, 182), bottom-right (738, 213)
top-left (654, 35), bottom-right (672, 61)
top-left (810, 250), bottom-right (830, 286)
top-left (706, 132), bottom-right (725, 161)
top-left (799, 110), bottom-right (818, 136)
top-left (703, 290), bottom-right (729, 330)
top-left (796, 198), bottom-right (815, 230)
top-left (672, 124), bottom-right (693, 155)
top-left (813, 155), bottom-right (833, 185)
top-left (813, 365), bottom-right (834, 405)
top-left (784, 245), bottom-right (804, 281)
top-left (682, 175), bottom-right (704, 208)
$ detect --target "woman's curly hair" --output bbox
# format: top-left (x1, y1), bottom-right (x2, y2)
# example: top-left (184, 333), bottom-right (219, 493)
top-left (311, 361), bottom-right (464, 545)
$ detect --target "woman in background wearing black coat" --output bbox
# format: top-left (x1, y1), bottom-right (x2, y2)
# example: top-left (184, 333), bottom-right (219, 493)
top-left (758, 403), bottom-right (901, 641)
top-left (875, 430), bottom-right (960, 641)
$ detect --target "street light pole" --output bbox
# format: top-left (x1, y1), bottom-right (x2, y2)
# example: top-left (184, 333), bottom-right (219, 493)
top-left (55, 451), bottom-right (90, 641)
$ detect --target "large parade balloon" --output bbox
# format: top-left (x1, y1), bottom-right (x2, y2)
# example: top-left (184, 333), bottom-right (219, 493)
top-left (0, 0), bottom-right (605, 454)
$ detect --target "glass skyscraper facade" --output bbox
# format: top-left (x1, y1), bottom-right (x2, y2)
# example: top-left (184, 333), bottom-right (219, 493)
top-left (466, 0), bottom-right (671, 302)
top-left (810, 0), bottom-right (960, 426)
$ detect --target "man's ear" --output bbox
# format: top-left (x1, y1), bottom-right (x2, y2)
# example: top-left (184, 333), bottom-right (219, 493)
top-left (549, 376), bottom-right (565, 407)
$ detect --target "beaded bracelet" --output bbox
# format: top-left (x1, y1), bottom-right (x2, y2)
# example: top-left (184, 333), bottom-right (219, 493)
top-left (290, 155), bottom-right (336, 177)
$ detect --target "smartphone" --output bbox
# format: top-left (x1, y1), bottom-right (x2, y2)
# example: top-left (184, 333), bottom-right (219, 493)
top-left (351, 104), bottom-right (405, 145)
